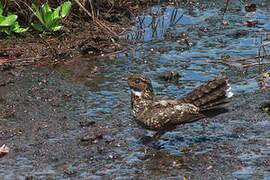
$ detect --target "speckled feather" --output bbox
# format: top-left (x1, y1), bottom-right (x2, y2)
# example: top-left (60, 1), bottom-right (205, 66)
top-left (125, 74), bottom-right (231, 138)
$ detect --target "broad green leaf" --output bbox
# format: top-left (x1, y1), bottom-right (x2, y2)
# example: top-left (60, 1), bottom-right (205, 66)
top-left (61, 1), bottom-right (71, 18)
top-left (44, 11), bottom-right (53, 28)
top-left (0, 16), bottom-right (6, 24)
top-left (10, 21), bottom-right (19, 31)
top-left (41, 4), bottom-right (49, 24)
top-left (15, 27), bottom-right (28, 33)
top-left (47, 16), bottom-right (61, 31)
top-left (32, 3), bottom-right (45, 25)
top-left (52, 6), bottom-right (61, 20)
top-left (31, 3), bottom-right (38, 11)
top-left (31, 2), bottom-right (71, 32)
top-left (31, 23), bottom-right (43, 31)
top-left (0, 15), bottom-right (17, 26)
top-left (0, 27), bottom-right (9, 34)
top-left (42, 3), bottom-right (52, 16)
top-left (52, 25), bottom-right (62, 31)
top-left (46, 6), bottom-right (61, 29)
top-left (10, 22), bottom-right (28, 33)
top-left (4, 29), bottom-right (11, 35)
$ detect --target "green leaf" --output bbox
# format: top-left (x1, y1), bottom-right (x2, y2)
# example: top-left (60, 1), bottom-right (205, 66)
top-left (4, 29), bottom-right (11, 35)
top-left (31, 3), bottom-right (38, 11)
top-left (51, 25), bottom-right (62, 31)
top-left (46, 6), bottom-right (61, 29)
top-left (10, 21), bottom-right (19, 31)
top-left (15, 27), bottom-right (28, 33)
top-left (11, 22), bottom-right (28, 33)
top-left (0, 27), bottom-right (10, 35)
top-left (43, 12), bottom-right (53, 28)
top-left (0, 15), bottom-right (17, 26)
top-left (31, 23), bottom-right (43, 31)
top-left (31, 2), bottom-right (71, 32)
top-left (42, 3), bottom-right (52, 16)
top-left (61, 1), bottom-right (71, 18)
top-left (52, 6), bottom-right (61, 20)
top-left (32, 3), bottom-right (45, 25)
top-left (263, 107), bottom-right (270, 113)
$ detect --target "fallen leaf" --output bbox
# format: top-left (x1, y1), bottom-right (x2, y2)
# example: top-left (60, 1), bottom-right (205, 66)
top-left (0, 144), bottom-right (10, 157)
top-left (91, 66), bottom-right (99, 73)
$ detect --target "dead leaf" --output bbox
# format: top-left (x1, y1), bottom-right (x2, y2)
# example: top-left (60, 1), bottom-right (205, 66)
top-left (0, 144), bottom-right (10, 157)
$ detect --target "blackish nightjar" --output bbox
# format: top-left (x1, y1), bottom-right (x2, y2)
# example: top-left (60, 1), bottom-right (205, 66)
top-left (124, 74), bottom-right (233, 141)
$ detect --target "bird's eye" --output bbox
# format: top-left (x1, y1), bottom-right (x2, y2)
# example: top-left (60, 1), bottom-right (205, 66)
top-left (135, 79), bottom-right (140, 84)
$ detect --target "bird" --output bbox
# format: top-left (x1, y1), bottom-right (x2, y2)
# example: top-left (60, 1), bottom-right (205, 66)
top-left (124, 74), bottom-right (233, 142)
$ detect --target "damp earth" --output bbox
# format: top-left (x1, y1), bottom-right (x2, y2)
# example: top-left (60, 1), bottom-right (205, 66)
top-left (0, 1), bottom-right (270, 179)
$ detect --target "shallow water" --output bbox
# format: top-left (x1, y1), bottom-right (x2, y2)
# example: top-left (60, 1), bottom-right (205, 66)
top-left (1, 0), bottom-right (270, 179)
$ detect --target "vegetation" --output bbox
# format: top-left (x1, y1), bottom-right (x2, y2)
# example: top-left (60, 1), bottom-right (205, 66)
top-left (0, 2), bottom-right (28, 35)
top-left (0, 0), bottom-right (157, 66)
top-left (3, 0), bottom-right (155, 36)
top-left (31, 1), bottom-right (71, 33)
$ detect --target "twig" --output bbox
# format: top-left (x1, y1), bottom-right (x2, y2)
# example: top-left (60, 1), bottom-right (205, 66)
top-left (195, 54), bottom-right (270, 63)
top-left (194, 54), bottom-right (270, 68)
top-left (0, 56), bottom-right (49, 63)
top-left (89, 0), bottom-right (95, 19)
top-left (239, 62), bottom-right (270, 68)
top-left (223, 0), bottom-right (230, 17)
top-left (74, 0), bottom-right (118, 39)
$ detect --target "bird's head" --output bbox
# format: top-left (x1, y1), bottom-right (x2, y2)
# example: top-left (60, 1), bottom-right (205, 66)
top-left (124, 74), bottom-right (154, 99)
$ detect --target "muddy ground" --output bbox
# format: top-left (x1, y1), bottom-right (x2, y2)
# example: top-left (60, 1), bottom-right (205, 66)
top-left (0, 60), bottom-right (269, 179)
top-left (0, 0), bottom-right (270, 179)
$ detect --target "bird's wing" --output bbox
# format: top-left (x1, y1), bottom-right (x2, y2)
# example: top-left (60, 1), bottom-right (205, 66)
top-left (136, 99), bottom-right (204, 130)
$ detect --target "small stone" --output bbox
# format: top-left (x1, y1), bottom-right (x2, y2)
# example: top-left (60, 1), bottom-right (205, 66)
top-left (79, 120), bottom-right (96, 127)
top-left (159, 71), bottom-right (181, 81)
top-left (80, 130), bottom-right (103, 142)
top-left (245, 4), bottom-right (256, 12)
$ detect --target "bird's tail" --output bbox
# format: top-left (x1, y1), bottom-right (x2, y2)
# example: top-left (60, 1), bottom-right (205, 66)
top-left (179, 76), bottom-right (233, 110)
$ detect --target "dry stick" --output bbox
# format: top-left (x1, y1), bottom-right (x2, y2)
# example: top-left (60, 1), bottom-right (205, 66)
top-left (238, 62), bottom-right (270, 68)
top-left (197, 59), bottom-right (233, 67)
top-left (228, 54), bottom-right (270, 62)
top-left (195, 54), bottom-right (270, 63)
top-left (98, 49), bottom-right (126, 58)
top-left (223, 0), bottom-right (230, 17)
top-left (74, 0), bottom-right (118, 39)
top-left (195, 58), bottom-right (270, 68)
top-left (194, 54), bottom-right (270, 68)
top-left (19, 0), bottom-right (35, 15)
top-left (0, 56), bottom-right (49, 63)
top-left (89, 0), bottom-right (95, 19)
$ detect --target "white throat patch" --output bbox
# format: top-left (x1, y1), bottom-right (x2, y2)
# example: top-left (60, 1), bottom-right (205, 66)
top-left (226, 85), bottom-right (234, 98)
top-left (131, 89), bottom-right (142, 97)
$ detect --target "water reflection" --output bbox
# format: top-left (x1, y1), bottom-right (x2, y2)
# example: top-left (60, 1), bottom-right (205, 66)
top-left (49, 2), bottom-right (270, 179)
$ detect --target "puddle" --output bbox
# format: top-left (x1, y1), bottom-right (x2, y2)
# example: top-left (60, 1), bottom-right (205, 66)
top-left (1, 1), bottom-right (270, 179)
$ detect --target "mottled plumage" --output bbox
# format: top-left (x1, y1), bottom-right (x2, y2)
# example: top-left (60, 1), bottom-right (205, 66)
top-left (125, 74), bottom-right (232, 141)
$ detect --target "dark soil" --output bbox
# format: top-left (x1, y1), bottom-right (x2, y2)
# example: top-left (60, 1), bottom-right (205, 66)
top-left (0, 0), bottom-right (160, 67)
top-left (0, 0), bottom-right (270, 179)
top-left (0, 64), bottom-right (269, 179)
top-left (0, 22), bottom-right (125, 66)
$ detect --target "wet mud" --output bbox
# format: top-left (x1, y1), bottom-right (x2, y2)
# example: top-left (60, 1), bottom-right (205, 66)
top-left (0, 60), bottom-right (269, 179)
top-left (1, 0), bottom-right (270, 179)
